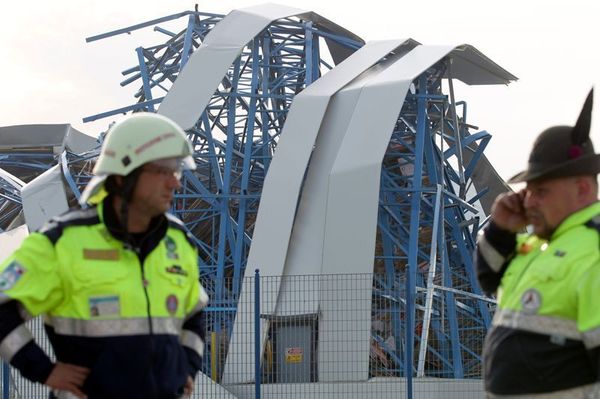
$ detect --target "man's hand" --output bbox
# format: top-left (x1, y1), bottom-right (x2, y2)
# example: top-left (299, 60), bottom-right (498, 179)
top-left (490, 190), bottom-right (528, 233)
top-left (183, 375), bottom-right (194, 398)
top-left (45, 362), bottom-right (90, 399)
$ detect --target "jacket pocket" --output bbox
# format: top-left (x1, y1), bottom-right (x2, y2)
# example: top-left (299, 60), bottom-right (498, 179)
top-left (530, 255), bottom-right (568, 283)
top-left (71, 249), bottom-right (129, 290)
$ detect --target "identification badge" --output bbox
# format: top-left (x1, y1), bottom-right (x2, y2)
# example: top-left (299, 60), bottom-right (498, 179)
top-left (0, 261), bottom-right (26, 291)
top-left (89, 296), bottom-right (120, 317)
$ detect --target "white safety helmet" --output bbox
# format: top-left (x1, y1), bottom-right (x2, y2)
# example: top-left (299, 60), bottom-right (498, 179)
top-left (80, 112), bottom-right (195, 205)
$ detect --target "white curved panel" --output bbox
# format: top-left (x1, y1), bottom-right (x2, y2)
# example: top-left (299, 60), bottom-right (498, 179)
top-left (322, 44), bottom-right (513, 277)
top-left (21, 165), bottom-right (69, 231)
top-left (158, 4), bottom-right (308, 129)
top-left (0, 224), bottom-right (29, 263)
top-left (222, 39), bottom-right (411, 385)
top-left (0, 124), bottom-right (96, 154)
top-left (64, 125), bottom-right (97, 154)
top-left (157, 3), bottom-right (364, 131)
top-left (278, 41), bottom-right (419, 313)
top-left (247, 40), bottom-right (415, 279)
top-left (445, 44), bottom-right (516, 85)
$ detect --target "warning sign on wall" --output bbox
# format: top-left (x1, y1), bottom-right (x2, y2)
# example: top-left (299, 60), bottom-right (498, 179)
top-left (285, 347), bottom-right (303, 363)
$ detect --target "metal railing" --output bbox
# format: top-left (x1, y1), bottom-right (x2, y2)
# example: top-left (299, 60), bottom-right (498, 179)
top-left (2, 272), bottom-right (490, 398)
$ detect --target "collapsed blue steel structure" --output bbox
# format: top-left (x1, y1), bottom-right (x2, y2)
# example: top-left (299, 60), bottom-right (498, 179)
top-left (0, 8), bottom-right (499, 382)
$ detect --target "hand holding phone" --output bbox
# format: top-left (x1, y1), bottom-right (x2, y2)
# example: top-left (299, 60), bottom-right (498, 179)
top-left (490, 190), bottom-right (528, 233)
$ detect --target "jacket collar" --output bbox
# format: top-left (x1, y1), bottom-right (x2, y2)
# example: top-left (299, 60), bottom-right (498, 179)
top-left (551, 201), bottom-right (600, 240)
top-left (98, 196), bottom-right (168, 257)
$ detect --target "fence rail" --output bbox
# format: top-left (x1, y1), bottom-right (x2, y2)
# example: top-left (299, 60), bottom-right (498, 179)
top-left (1, 272), bottom-right (491, 398)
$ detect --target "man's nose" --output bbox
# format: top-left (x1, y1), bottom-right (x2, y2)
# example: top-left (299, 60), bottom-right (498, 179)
top-left (167, 174), bottom-right (181, 189)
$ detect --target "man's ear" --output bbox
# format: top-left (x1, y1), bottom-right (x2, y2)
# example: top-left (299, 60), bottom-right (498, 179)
top-left (105, 175), bottom-right (124, 195)
top-left (576, 176), bottom-right (594, 199)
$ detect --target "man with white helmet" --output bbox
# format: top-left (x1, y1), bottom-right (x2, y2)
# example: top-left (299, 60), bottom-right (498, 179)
top-left (0, 113), bottom-right (208, 398)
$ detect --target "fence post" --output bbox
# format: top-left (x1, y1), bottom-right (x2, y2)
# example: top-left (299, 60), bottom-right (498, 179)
top-left (254, 269), bottom-right (261, 399)
top-left (2, 361), bottom-right (9, 399)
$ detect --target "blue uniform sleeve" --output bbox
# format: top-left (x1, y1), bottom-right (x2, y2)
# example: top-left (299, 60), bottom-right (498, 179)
top-left (0, 301), bottom-right (54, 383)
top-left (182, 310), bottom-right (207, 377)
top-left (577, 260), bottom-right (600, 379)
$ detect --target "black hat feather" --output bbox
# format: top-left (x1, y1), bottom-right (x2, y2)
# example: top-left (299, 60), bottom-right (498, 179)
top-left (572, 88), bottom-right (593, 146)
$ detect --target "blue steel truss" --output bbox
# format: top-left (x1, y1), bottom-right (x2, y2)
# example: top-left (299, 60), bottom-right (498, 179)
top-left (178, 19), bottom-right (363, 303)
top-left (373, 64), bottom-right (494, 380)
top-left (0, 149), bottom-right (57, 231)
top-left (80, 10), bottom-right (364, 378)
top-left (84, 10), bottom-right (224, 122)
top-left (72, 9), bottom-right (498, 381)
top-left (0, 174), bottom-right (22, 232)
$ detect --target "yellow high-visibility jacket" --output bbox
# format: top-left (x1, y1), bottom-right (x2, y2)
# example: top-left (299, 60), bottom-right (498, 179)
top-left (0, 199), bottom-right (208, 399)
top-left (476, 202), bottom-right (600, 396)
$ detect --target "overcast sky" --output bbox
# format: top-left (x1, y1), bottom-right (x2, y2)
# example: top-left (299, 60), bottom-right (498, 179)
top-left (1, 0), bottom-right (599, 180)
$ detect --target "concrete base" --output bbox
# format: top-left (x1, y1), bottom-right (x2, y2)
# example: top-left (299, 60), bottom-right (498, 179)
top-left (223, 377), bottom-right (485, 399)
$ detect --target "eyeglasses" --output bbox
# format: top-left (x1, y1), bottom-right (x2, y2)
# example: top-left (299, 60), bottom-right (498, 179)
top-left (142, 163), bottom-right (183, 180)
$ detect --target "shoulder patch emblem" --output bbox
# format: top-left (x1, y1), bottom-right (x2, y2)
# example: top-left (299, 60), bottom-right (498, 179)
top-left (0, 261), bottom-right (26, 291)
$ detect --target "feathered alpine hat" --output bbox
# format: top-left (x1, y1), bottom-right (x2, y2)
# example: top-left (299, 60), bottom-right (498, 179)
top-left (508, 88), bottom-right (599, 183)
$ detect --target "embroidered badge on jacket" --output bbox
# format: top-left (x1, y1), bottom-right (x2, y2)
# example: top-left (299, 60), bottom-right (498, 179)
top-left (166, 294), bottom-right (179, 315)
top-left (166, 265), bottom-right (188, 277)
top-left (521, 288), bottom-right (542, 314)
top-left (164, 237), bottom-right (179, 260)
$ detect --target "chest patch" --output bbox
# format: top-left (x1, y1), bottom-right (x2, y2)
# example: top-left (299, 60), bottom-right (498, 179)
top-left (83, 249), bottom-right (119, 261)
top-left (521, 288), bottom-right (542, 314)
top-left (165, 265), bottom-right (188, 277)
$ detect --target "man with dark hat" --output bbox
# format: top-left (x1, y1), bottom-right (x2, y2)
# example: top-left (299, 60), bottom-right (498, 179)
top-left (475, 89), bottom-right (600, 397)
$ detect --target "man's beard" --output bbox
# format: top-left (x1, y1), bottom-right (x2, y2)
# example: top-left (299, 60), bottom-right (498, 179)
top-left (527, 212), bottom-right (555, 240)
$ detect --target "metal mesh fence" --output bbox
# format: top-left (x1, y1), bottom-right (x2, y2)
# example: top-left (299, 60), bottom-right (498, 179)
top-left (3, 273), bottom-right (490, 398)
